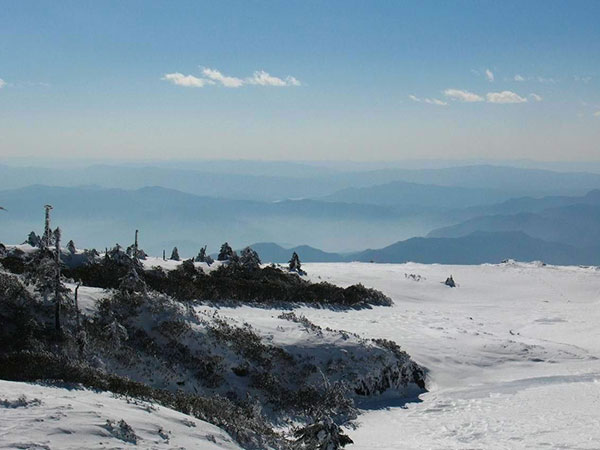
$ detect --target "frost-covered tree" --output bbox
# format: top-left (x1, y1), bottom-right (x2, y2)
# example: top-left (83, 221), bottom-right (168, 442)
top-left (195, 246), bottom-right (207, 262)
top-left (82, 248), bottom-right (99, 264)
top-left (288, 252), bottom-right (305, 274)
top-left (53, 227), bottom-right (63, 332)
top-left (217, 242), bottom-right (234, 261)
top-left (240, 247), bottom-right (261, 270)
top-left (107, 244), bottom-right (129, 264)
top-left (42, 205), bottom-right (53, 248)
top-left (27, 249), bottom-right (56, 302)
top-left (170, 247), bottom-right (180, 261)
top-left (119, 266), bottom-right (147, 295)
top-left (24, 231), bottom-right (42, 248)
top-left (67, 239), bottom-right (76, 255)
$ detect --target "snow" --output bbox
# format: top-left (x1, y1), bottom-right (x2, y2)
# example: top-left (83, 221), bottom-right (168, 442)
top-left (64, 282), bottom-right (108, 316)
top-left (6, 258), bottom-right (600, 448)
top-left (0, 380), bottom-right (241, 450)
top-left (202, 261), bottom-right (600, 449)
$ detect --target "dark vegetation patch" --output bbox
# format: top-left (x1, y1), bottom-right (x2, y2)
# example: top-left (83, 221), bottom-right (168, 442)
top-left (62, 257), bottom-right (392, 308)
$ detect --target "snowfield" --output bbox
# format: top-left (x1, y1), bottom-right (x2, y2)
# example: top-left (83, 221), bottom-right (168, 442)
top-left (3, 259), bottom-right (600, 449)
top-left (202, 261), bottom-right (600, 449)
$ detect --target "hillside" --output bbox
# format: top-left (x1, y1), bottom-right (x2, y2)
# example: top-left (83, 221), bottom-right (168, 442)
top-left (0, 244), bottom-right (423, 449)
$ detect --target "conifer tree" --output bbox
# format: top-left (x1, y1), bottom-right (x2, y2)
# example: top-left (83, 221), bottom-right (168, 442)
top-left (25, 231), bottom-right (42, 248)
top-left (195, 245), bottom-right (207, 262)
top-left (119, 265), bottom-right (147, 295)
top-left (240, 246), bottom-right (261, 270)
top-left (170, 246), bottom-right (180, 261)
top-left (42, 205), bottom-right (53, 248)
top-left (67, 239), bottom-right (76, 254)
top-left (217, 242), bottom-right (234, 261)
top-left (288, 251), bottom-right (303, 273)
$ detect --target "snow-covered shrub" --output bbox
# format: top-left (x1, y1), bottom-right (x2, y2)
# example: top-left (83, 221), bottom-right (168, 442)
top-left (104, 419), bottom-right (138, 444)
top-left (0, 394), bottom-right (42, 408)
top-left (293, 418), bottom-right (353, 450)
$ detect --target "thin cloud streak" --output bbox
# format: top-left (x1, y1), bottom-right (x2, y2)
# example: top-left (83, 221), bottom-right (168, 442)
top-left (409, 94), bottom-right (447, 106)
top-left (162, 67), bottom-right (301, 88)
top-left (444, 89), bottom-right (484, 102)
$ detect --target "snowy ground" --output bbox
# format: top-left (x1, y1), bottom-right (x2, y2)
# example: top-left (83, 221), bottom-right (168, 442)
top-left (205, 261), bottom-right (600, 449)
top-left (0, 380), bottom-right (241, 450)
top-left (5, 259), bottom-right (600, 449)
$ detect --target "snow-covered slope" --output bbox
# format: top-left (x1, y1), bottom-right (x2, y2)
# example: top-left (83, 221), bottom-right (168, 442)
top-left (4, 258), bottom-right (600, 448)
top-left (0, 379), bottom-right (241, 450)
top-left (208, 261), bottom-right (600, 449)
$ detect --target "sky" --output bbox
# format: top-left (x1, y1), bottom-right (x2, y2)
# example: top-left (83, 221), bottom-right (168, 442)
top-left (1, 0), bottom-right (599, 162)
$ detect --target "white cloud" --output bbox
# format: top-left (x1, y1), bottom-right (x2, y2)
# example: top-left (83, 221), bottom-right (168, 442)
top-left (409, 94), bottom-right (421, 102)
top-left (529, 93), bottom-right (543, 102)
top-left (594, 111), bottom-right (600, 117)
top-left (0, 78), bottom-right (6, 89)
top-left (162, 72), bottom-right (214, 87)
top-left (514, 74), bottom-right (525, 82)
top-left (424, 98), bottom-right (448, 106)
top-left (202, 68), bottom-right (244, 88)
top-left (444, 88), bottom-right (484, 102)
top-left (163, 67), bottom-right (301, 89)
top-left (485, 69), bottom-right (494, 82)
top-left (246, 70), bottom-right (300, 87)
top-left (486, 90), bottom-right (528, 104)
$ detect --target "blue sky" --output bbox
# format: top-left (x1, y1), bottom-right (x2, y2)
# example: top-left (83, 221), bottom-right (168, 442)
top-left (1, 1), bottom-right (599, 161)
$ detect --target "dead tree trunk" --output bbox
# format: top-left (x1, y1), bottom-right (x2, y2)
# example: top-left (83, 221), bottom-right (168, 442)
top-left (54, 227), bottom-right (62, 333)
top-left (74, 282), bottom-right (81, 329)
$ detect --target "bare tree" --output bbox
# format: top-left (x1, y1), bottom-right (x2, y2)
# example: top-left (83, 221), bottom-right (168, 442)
top-left (42, 205), bottom-right (53, 248)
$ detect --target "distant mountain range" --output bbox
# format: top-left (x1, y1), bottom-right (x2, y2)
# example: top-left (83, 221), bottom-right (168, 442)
top-left (428, 190), bottom-right (600, 248)
top-left (1, 162), bottom-right (600, 265)
top-left (246, 231), bottom-right (600, 266)
top-left (2, 163), bottom-right (600, 202)
top-left (320, 180), bottom-right (509, 209)
top-left (0, 185), bottom-right (446, 255)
